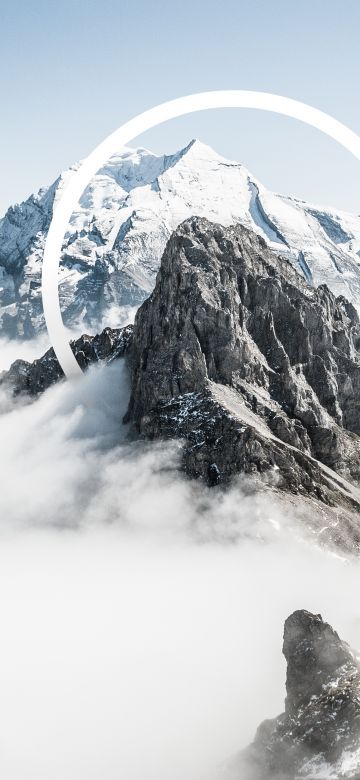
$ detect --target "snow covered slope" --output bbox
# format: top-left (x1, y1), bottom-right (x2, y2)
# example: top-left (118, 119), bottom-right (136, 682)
top-left (1, 139), bottom-right (360, 338)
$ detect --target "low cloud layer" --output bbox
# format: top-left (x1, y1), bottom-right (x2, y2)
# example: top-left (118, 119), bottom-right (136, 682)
top-left (0, 360), bottom-right (360, 780)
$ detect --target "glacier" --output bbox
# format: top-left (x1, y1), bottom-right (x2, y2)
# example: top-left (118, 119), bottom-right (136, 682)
top-left (1, 138), bottom-right (360, 339)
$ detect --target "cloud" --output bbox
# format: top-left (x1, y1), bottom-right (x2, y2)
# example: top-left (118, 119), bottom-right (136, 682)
top-left (0, 360), bottom-right (360, 780)
top-left (0, 333), bottom-right (51, 371)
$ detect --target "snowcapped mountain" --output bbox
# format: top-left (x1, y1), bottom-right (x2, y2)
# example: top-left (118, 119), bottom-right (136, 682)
top-left (1, 138), bottom-right (360, 338)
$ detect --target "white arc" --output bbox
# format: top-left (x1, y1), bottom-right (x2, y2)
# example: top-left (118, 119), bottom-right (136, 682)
top-left (41, 90), bottom-right (360, 378)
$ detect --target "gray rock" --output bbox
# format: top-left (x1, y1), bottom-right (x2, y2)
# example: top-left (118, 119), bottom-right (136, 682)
top-left (5, 216), bottom-right (360, 549)
top-left (0, 325), bottom-right (133, 396)
top-left (234, 610), bottom-right (360, 779)
top-left (124, 217), bottom-right (360, 546)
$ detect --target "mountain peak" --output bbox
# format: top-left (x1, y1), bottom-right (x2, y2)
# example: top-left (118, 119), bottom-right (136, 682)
top-left (124, 215), bottom-right (360, 533)
top-left (1, 136), bottom-right (360, 340)
top-left (175, 137), bottom-right (238, 165)
top-left (237, 610), bottom-right (360, 779)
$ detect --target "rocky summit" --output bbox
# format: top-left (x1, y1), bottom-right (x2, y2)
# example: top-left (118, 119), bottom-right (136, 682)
top-left (124, 216), bottom-right (360, 546)
top-left (233, 610), bottom-right (360, 779)
top-left (3, 216), bottom-right (360, 550)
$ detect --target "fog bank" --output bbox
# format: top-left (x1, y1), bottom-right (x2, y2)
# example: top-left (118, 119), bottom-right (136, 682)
top-left (0, 360), bottom-right (359, 780)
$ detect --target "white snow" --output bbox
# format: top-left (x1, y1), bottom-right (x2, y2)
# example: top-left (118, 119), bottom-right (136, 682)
top-left (300, 745), bottom-right (360, 778)
top-left (1, 138), bottom-right (360, 333)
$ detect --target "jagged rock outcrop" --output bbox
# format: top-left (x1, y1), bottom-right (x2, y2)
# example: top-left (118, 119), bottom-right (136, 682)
top-left (5, 215), bottom-right (360, 547)
top-left (233, 610), bottom-right (360, 779)
top-left (124, 216), bottom-right (360, 545)
top-left (0, 325), bottom-right (133, 396)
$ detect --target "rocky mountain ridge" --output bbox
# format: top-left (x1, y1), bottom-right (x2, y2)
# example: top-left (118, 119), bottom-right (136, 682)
top-left (3, 216), bottom-right (360, 550)
top-left (124, 216), bottom-right (360, 548)
top-left (0, 325), bottom-right (132, 396)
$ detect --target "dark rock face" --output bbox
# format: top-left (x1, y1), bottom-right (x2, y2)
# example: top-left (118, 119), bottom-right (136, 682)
top-left (4, 216), bottom-right (360, 547)
top-left (124, 217), bottom-right (360, 536)
top-left (236, 610), bottom-right (360, 779)
top-left (0, 325), bottom-right (133, 396)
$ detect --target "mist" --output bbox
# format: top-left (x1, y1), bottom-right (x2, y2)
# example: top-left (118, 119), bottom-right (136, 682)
top-left (0, 359), bottom-right (360, 780)
top-left (0, 333), bottom-right (54, 372)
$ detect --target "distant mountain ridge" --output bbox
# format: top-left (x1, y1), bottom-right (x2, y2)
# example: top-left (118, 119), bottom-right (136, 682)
top-left (1, 139), bottom-right (360, 338)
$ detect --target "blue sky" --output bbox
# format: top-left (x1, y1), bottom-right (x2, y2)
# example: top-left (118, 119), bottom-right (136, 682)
top-left (1, 0), bottom-right (359, 215)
